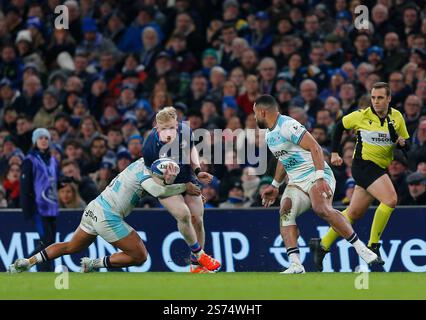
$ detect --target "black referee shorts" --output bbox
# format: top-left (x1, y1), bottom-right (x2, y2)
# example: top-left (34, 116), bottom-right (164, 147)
top-left (351, 159), bottom-right (388, 190)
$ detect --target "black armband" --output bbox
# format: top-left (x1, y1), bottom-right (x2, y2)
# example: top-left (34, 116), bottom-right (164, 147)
top-left (194, 167), bottom-right (201, 176)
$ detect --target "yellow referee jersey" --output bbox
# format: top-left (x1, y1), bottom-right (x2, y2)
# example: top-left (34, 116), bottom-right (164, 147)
top-left (342, 107), bottom-right (409, 169)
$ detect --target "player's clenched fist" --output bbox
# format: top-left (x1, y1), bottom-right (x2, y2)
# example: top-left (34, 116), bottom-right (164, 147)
top-left (197, 172), bottom-right (213, 184)
top-left (331, 152), bottom-right (343, 166)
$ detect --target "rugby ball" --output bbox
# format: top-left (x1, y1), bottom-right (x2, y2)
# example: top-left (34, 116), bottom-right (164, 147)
top-left (151, 158), bottom-right (180, 179)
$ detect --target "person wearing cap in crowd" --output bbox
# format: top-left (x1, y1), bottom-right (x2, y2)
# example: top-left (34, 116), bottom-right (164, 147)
top-left (222, 95), bottom-right (239, 122)
top-left (116, 150), bottom-right (132, 173)
top-left (219, 180), bottom-right (246, 208)
top-left (20, 128), bottom-right (60, 271)
top-left (388, 150), bottom-right (410, 205)
top-left (1, 105), bottom-right (19, 134)
top-left (22, 62), bottom-right (40, 81)
top-left (61, 158), bottom-right (99, 204)
top-left (200, 48), bottom-right (219, 78)
top-left (144, 50), bottom-right (180, 97)
top-left (121, 113), bottom-right (140, 142)
top-left (367, 45), bottom-right (384, 76)
top-left (15, 29), bottom-right (46, 74)
top-left (117, 82), bottom-right (138, 115)
top-left (33, 86), bottom-right (64, 128)
top-left (201, 177), bottom-right (220, 208)
top-left (127, 134), bottom-right (143, 161)
top-left (90, 160), bottom-right (115, 192)
top-left (53, 112), bottom-right (73, 145)
top-left (103, 10), bottom-right (127, 49)
top-left (245, 11), bottom-right (273, 56)
top-left (0, 77), bottom-right (25, 112)
top-left (174, 101), bottom-right (188, 122)
top-left (76, 18), bottom-right (119, 64)
top-left (26, 16), bottom-right (46, 51)
top-left (118, 4), bottom-right (163, 54)
top-left (400, 172), bottom-right (426, 205)
top-left (324, 33), bottom-right (344, 68)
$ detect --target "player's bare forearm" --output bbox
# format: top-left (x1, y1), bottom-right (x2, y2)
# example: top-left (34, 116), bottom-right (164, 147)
top-left (141, 179), bottom-right (186, 198)
top-left (299, 131), bottom-right (324, 171)
top-left (190, 146), bottom-right (200, 170)
top-left (274, 161), bottom-right (287, 184)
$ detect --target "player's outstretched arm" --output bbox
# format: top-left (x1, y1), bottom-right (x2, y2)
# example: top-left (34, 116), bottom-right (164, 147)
top-left (141, 178), bottom-right (186, 198)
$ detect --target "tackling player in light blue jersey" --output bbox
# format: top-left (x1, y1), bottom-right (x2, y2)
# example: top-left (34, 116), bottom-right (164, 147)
top-left (8, 158), bottom-right (204, 273)
top-left (254, 95), bottom-right (379, 274)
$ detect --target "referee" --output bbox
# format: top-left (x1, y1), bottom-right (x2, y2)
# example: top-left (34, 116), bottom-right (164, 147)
top-left (310, 82), bottom-right (409, 271)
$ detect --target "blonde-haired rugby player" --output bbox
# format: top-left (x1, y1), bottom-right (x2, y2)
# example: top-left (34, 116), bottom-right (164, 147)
top-left (143, 107), bottom-right (221, 273)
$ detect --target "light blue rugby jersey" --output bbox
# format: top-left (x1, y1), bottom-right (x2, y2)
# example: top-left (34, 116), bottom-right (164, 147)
top-left (265, 115), bottom-right (333, 183)
top-left (96, 157), bottom-right (151, 217)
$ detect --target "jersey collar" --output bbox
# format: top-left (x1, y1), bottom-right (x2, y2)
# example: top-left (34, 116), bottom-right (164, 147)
top-left (269, 114), bottom-right (280, 131)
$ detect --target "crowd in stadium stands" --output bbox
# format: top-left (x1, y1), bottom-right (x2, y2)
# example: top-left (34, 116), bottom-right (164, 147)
top-left (0, 0), bottom-right (425, 210)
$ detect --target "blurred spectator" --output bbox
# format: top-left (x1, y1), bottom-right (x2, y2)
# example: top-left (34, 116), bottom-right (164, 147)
top-left (408, 120), bottom-right (426, 171)
top-left (61, 159), bottom-right (98, 203)
top-left (388, 151), bottom-right (410, 205)
top-left (14, 114), bottom-right (33, 154)
top-left (403, 95), bottom-right (423, 137)
top-left (58, 180), bottom-right (86, 209)
top-left (33, 87), bottom-right (63, 128)
top-left (400, 172), bottom-right (426, 205)
top-left (219, 180), bottom-right (245, 208)
top-left (127, 134), bottom-right (143, 161)
top-left (116, 150), bottom-right (132, 173)
top-left (237, 74), bottom-right (260, 115)
top-left (90, 161), bottom-right (114, 192)
top-left (389, 71), bottom-right (412, 111)
top-left (3, 163), bottom-right (21, 208)
top-left (241, 166), bottom-right (260, 206)
top-left (292, 79), bottom-right (324, 119)
top-left (201, 178), bottom-right (220, 208)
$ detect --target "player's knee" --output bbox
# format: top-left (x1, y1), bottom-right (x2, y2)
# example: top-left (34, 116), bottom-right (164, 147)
top-left (384, 195), bottom-right (397, 208)
top-left (175, 206), bottom-right (191, 223)
top-left (280, 198), bottom-right (292, 217)
top-left (191, 214), bottom-right (203, 227)
top-left (133, 249), bottom-right (148, 266)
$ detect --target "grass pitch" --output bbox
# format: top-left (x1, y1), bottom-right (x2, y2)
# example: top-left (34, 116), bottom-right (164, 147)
top-left (1, 272), bottom-right (425, 300)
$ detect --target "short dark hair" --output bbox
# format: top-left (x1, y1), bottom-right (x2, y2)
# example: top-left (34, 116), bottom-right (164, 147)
top-left (254, 94), bottom-right (279, 111)
top-left (61, 159), bottom-right (79, 170)
top-left (371, 82), bottom-right (391, 96)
